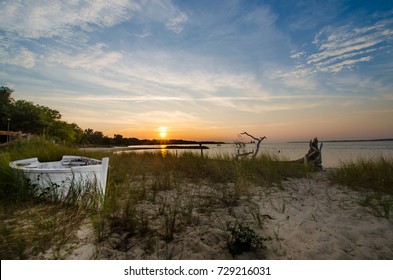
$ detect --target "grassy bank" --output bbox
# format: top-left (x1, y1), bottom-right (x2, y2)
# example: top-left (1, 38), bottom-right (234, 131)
top-left (329, 157), bottom-right (393, 218)
top-left (329, 157), bottom-right (393, 194)
top-left (0, 139), bottom-right (319, 259)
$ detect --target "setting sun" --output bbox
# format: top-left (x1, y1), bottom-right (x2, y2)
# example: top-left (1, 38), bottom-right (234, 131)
top-left (159, 126), bottom-right (167, 138)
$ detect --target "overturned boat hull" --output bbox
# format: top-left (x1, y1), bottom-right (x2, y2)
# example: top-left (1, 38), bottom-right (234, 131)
top-left (10, 155), bottom-right (109, 200)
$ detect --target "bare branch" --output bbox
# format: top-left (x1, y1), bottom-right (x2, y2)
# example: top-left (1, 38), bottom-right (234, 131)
top-left (239, 132), bottom-right (267, 159)
top-left (240, 132), bottom-right (266, 142)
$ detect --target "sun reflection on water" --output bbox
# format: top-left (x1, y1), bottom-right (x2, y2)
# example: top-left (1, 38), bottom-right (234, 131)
top-left (160, 145), bottom-right (167, 157)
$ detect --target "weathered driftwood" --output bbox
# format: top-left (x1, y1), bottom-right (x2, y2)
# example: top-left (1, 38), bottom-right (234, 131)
top-left (235, 132), bottom-right (266, 159)
top-left (291, 138), bottom-right (323, 169)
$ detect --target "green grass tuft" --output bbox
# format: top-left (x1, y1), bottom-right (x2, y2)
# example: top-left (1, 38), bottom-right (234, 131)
top-left (330, 156), bottom-right (393, 195)
top-left (329, 156), bottom-right (393, 218)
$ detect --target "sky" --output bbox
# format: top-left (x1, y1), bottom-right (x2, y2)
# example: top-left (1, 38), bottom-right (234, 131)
top-left (1, 0), bottom-right (393, 142)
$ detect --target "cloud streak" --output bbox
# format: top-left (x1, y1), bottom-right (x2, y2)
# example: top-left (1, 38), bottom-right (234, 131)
top-left (0, 44), bottom-right (36, 68)
top-left (165, 12), bottom-right (189, 33)
top-left (46, 43), bottom-right (123, 72)
top-left (0, 0), bottom-right (141, 39)
top-left (288, 18), bottom-right (393, 77)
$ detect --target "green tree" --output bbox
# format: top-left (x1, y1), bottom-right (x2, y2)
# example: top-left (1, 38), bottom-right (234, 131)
top-left (48, 121), bottom-right (83, 143)
top-left (0, 86), bottom-right (14, 130)
top-left (0, 86), bottom-right (14, 105)
top-left (70, 123), bottom-right (84, 143)
top-left (1, 86), bottom-right (84, 143)
top-left (1, 86), bottom-right (117, 144)
top-left (82, 128), bottom-right (104, 144)
top-left (37, 105), bottom-right (61, 122)
top-left (113, 134), bottom-right (124, 146)
top-left (10, 100), bottom-right (44, 134)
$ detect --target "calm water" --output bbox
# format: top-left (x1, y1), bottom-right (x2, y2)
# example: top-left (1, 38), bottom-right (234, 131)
top-left (125, 141), bottom-right (393, 168)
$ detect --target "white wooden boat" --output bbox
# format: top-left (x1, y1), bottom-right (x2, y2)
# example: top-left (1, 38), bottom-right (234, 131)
top-left (9, 155), bottom-right (109, 200)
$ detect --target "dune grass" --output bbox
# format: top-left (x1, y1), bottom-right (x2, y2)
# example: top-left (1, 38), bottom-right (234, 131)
top-left (329, 156), bottom-right (393, 194)
top-left (329, 156), bottom-right (393, 218)
top-left (108, 150), bottom-right (315, 185)
top-left (0, 138), bottom-right (318, 259)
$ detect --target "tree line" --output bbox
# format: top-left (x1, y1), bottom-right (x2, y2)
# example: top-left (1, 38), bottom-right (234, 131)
top-left (0, 86), bottom-right (217, 146)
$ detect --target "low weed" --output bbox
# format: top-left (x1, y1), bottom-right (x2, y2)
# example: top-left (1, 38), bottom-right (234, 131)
top-left (359, 193), bottom-right (392, 218)
top-left (226, 221), bottom-right (271, 258)
top-left (180, 198), bottom-right (195, 226)
top-left (161, 197), bottom-right (180, 242)
top-left (91, 212), bottom-right (107, 242)
top-left (108, 190), bottom-right (138, 234)
top-left (248, 203), bottom-right (264, 229)
top-left (233, 161), bottom-right (250, 198)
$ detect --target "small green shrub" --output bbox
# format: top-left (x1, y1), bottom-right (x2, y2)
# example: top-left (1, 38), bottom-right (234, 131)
top-left (226, 222), bottom-right (271, 257)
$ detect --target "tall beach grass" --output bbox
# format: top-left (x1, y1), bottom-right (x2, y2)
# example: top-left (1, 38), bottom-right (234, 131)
top-left (329, 156), bottom-right (393, 218)
top-left (330, 156), bottom-right (393, 194)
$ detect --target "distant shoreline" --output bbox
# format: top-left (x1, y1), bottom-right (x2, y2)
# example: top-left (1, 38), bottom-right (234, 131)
top-left (287, 138), bottom-right (393, 143)
top-left (78, 139), bottom-right (393, 149)
top-left (80, 144), bottom-right (211, 152)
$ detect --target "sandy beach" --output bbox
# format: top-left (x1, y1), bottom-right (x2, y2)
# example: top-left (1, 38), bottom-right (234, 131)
top-left (43, 169), bottom-right (393, 260)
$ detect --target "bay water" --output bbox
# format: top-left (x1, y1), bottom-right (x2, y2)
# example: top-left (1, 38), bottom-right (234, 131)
top-left (125, 140), bottom-right (393, 168)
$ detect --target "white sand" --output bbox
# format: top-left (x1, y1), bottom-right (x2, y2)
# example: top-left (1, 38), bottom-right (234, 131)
top-left (51, 170), bottom-right (393, 260)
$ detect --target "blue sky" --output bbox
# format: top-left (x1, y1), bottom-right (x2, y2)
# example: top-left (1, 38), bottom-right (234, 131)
top-left (1, 0), bottom-right (392, 141)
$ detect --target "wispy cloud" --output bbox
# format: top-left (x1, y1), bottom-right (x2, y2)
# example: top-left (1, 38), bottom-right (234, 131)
top-left (135, 29), bottom-right (152, 38)
top-left (0, 0), bottom-right (191, 72)
top-left (0, 43), bottom-right (36, 68)
top-left (165, 12), bottom-right (189, 33)
top-left (46, 43), bottom-right (123, 72)
top-left (0, 0), bottom-right (141, 39)
top-left (0, 0), bottom-right (139, 70)
top-left (288, 18), bottom-right (393, 77)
